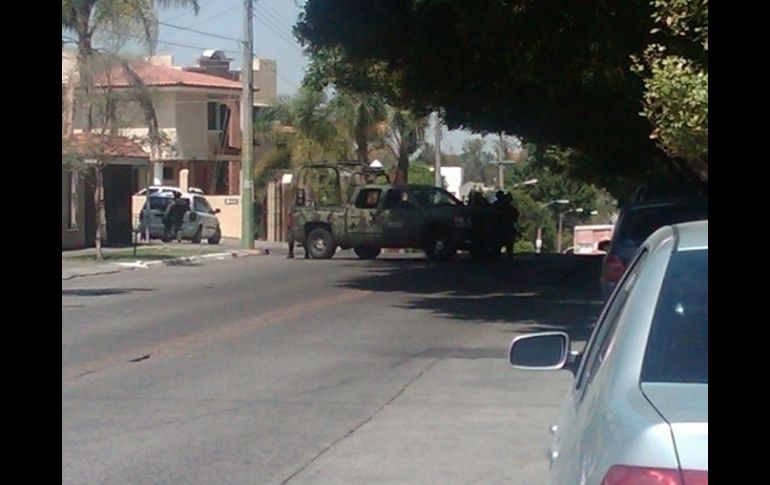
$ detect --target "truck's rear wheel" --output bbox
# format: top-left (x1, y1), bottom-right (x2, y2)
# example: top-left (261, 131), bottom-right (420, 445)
top-left (354, 247), bottom-right (381, 260)
top-left (423, 230), bottom-right (456, 261)
top-left (306, 227), bottom-right (336, 259)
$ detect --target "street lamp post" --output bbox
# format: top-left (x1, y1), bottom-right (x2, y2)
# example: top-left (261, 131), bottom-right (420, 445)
top-left (537, 199), bottom-right (569, 254)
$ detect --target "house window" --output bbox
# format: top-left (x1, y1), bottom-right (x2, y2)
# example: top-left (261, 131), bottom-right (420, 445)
top-left (162, 166), bottom-right (174, 182)
top-left (67, 171), bottom-right (78, 229)
top-left (207, 102), bottom-right (230, 130)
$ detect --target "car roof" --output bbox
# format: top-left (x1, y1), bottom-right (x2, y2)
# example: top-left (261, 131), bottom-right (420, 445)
top-left (644, 219), bottom-right (708, 253)
top-left (673, 220), bottom-right (708, 251)
top-left (621, 198), bottom-right (707, 212)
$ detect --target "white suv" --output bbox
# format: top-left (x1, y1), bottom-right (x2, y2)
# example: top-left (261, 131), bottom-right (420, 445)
top-left (139, 192), bottom-right (222, 244)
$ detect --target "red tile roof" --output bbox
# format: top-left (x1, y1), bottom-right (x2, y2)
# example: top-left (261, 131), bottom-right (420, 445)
top-left (65, 133), bottom-right (149, 159)
top-left (98, 62), bottom-right (246, 91)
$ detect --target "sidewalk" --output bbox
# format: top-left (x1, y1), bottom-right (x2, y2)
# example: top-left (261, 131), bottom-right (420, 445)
top-left (62, 238), bottom-right (280, 281)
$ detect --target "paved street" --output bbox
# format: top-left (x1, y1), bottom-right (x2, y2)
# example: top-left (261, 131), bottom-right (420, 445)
top-left (62, 249), bottom-right (604, 485)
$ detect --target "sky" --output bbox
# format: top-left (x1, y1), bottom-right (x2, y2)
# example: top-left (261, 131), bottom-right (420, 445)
top-left (113, 0), bottom-right (479, 154)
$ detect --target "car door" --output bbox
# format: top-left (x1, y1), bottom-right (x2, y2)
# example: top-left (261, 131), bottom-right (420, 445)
top-left (549, 247), bottom-right (651, 485)
top-left (192, 196), bottom-right (215, 238)
top-left (380, 188), bottom-right (421, 246)
top-left (347, 188), bottom-right (384, 246)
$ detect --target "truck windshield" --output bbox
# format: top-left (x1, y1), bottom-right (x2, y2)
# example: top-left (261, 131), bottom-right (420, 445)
top-left (408, 186), bottom-right (460, 207)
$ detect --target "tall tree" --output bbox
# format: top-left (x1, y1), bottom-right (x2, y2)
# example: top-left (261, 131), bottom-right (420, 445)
top-left (295, 0), bottom-right (691, 198)
top-left (384, 108), bottom-right (427, 184)
top-left (632, 0), bottom-right (708, 181)
top-left (332, 93), bottom-right (388, 165)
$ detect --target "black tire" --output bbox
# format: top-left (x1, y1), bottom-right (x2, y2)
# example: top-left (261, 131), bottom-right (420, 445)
top-left (354, 247), bottom-right (381, 260)
top-left (306, 227), bottom-right (336, 259)
top-left (208, 226), bottom-right (221, 245)
top-left (423, 229), bottom-right (456, 261)
top-left (191, 225), bottom-right (202, 244)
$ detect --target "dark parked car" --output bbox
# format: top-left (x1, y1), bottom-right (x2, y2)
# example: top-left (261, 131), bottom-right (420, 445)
top-left (600, 199), bottom-right (707, 299)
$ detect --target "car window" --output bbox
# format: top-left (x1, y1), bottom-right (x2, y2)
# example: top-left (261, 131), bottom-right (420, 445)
top-left (617, 204), bottom-right (707, 247)
top-left (147, 197), bottom-right (171, 211)
top-left (408, 186), bottom-right (460, 207)
top-left (383, 189), bottom-right (414, 210)
top-left (641, 249), bottom-right (708, 384)
top-left (194, 196), bottom-right (212, 213)
top-left (576, 248), bottom-right (649, 395)
top-left (354, 189), bottom-right (382, 209)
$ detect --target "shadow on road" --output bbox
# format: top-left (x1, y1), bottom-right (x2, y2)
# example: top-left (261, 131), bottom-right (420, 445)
top-left (337, 254), bottom-right (605, 342)
top-left (62, 288), bottom-right (155, 297)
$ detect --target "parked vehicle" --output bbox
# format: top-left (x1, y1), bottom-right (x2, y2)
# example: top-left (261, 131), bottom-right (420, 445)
top-left (572, 224), bottom-right (614, 255)
top-left (139, 192), bottom-right (222, 244)
top-left (600, 199), bottom-right (707, 299)
top-left (509, 220), bottom-right (708, 485)
top-left (135, 186), bottom-right (205, 196)
top-left (287, 163), bottom-right (492, 261)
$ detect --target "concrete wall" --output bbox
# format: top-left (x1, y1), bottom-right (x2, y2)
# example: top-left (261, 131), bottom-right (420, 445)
top-left (62, 169), bottom-right (86, 249)
top-left (175, 92), bottom-right (209, 160)
top-left (253, 59), bottom-right (278, 105)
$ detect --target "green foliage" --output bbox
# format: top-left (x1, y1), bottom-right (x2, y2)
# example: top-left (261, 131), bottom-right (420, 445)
top-left (408, 163), bottom-right (437, 186)
top-left (295, 0), bottom-right (678, 197)
top-left (632, 0), bottom-right (708, 180)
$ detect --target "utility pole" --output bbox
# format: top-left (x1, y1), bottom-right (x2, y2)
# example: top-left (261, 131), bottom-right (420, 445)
top-left (241, 0), bottom-right (255, 249)
top-left (434, 110), bottom-right (442, 187)
top-left (497, 132), bottom-right (505, 190)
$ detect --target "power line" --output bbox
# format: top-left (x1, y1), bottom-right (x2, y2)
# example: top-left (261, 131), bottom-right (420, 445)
top-left (256, 1), bottom-right (296, 33)
top-left (159, 21), bottom-right (240, 42)
top-left (92, 26), bottom-right (302, 93)
top-left (162, 3), bottom-right (241, 37)
top-left (253, 11), bottom-right (304, 54)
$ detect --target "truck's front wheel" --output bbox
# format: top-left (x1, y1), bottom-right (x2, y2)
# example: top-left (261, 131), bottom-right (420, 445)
top-left (306, 227), bottom-right (336, 259)
top-left (423, 230), bottom-right (456, 261)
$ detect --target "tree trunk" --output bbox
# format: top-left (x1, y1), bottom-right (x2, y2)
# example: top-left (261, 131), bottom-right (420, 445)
top-left (394, 151), bottom-right (409, 184)
top-left (356, 129), bottom-right (368, 165)
top-left (94, 164), bottom-right (106, 261)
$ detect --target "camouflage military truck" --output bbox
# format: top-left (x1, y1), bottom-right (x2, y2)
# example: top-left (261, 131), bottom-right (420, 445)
top-left (287, 163), bottom-right (484, 261)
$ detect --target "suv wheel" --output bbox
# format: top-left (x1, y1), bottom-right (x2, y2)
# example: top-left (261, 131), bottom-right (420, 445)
top-left (354, 247), bottom-right (381, 260)
top-left (306, 227), bottom-right (336, 259)
top-left (208, 226), bottom-right (221, 245)
top-left (191, 226), bottom-right (202, 244)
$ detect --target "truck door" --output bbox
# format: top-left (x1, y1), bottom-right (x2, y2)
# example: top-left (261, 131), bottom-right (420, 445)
top-left (347, 188), bottom-right (384, 246)
top-left (380, 188), bottom-right (421, 247)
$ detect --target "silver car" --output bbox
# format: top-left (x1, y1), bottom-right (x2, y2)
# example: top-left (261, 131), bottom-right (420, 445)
top-left (140, 193), bottom-right (222, 244)
top-left (509, 220), bottom-right (707, 485)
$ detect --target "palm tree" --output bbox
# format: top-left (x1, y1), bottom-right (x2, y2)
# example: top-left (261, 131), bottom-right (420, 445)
top-left (385, 108), bottom-right (428, 184)
top-left (333, 93), bottom-right (387, 165)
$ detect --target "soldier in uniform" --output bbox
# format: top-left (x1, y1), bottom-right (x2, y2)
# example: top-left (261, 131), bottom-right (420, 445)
top-left (163, 192), bottom-right (188, 242)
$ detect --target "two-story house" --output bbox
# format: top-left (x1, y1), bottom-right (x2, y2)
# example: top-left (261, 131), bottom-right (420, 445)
top-left (63, 49), bottom-right (278, 246)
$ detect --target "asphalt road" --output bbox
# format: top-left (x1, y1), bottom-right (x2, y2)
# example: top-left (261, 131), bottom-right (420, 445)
top-left (62, 249), bottom-right (604, 485)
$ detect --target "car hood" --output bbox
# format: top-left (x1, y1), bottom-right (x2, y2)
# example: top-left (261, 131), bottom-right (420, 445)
top-left (641, 382), bottom-right (708, 471)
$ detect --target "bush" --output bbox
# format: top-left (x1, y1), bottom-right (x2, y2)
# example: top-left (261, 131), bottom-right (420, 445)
top-left (514, 240), bottom-right (535, 253)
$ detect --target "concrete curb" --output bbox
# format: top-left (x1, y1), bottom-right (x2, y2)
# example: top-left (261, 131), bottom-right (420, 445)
top-left (62, 248), bottom-right (269, 281)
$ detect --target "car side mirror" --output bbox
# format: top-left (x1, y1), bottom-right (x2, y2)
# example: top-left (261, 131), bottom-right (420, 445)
top-left (295, 188), bottom-right (306, 206)
top-left (214, 208), bottom-right (221, 214)
top-left (597, 240), bottom-right (611, 252)
top-left (509, 332), bottom-right (571, 370)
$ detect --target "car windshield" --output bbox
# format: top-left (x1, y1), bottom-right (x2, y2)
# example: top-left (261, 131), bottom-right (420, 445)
top-left (619, 203), bottom-right (708, 246)
top-left (408, 186), bottom-right (460, 207)
top-left (642, 249), bottom-right (708, 384)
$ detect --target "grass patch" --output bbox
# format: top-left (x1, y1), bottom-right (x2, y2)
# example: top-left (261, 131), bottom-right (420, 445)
top-left (65, 246), bottom-right (226, 262)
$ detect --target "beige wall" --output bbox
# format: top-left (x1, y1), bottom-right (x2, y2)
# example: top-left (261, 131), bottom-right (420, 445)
top-left (175, 92), bottom-right (209, 160)
top-left (62, 169), bottom-right (86, 249)
top-left (253, 59), bottom-right (278, 105)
